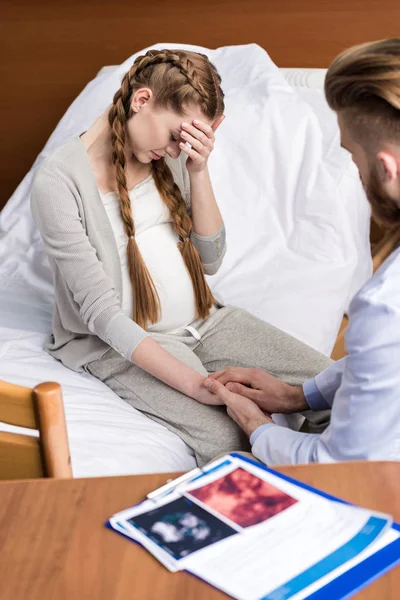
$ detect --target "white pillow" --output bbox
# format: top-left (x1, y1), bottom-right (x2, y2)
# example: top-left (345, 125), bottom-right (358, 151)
top-left (281, 69), bottom-right (371, 307)
top-left (97, 64), bottom-right (372, 309)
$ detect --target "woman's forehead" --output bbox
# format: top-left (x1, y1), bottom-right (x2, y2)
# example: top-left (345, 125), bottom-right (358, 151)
top-left (168, 105), bottom-right (213, 127)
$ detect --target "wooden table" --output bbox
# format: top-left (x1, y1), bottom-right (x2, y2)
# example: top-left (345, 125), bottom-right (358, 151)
top-left (0, 461), bottom-right (399, 600)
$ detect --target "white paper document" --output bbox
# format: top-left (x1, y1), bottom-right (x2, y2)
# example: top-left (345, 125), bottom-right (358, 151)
top-left (109, 455), bottom-right (399, 600)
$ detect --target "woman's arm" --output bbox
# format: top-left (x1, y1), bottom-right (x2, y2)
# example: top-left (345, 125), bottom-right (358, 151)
top-left (132, 338), bottom-right (223, 405)
top-left (180, 118), bottom-right (224, 236)
top-left (180, 118), bottom-right (227, 275)
top-left (31, 166), bottom-right (221, 405)
top-left (188, 169), bottom-right (223, 236)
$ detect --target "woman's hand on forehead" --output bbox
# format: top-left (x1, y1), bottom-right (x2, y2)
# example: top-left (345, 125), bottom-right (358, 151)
top-left (179, 115), bottom-right (225, 173)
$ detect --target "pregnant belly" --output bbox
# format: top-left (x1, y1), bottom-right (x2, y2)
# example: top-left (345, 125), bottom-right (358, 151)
top-left (136, 223), bottom-right (197, 332)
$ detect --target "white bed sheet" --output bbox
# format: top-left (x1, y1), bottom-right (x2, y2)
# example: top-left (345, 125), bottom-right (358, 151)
top-left (0, 44), bottom-right (371, 477)
top-left (0, 327), bottom-right (197, 477)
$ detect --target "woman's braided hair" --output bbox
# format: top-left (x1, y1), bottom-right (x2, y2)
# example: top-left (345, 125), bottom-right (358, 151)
top-left (108, 49), bottom-right (225, 329)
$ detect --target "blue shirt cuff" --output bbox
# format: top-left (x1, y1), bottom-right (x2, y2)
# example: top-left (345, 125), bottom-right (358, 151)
top-left (303, 378), bottom-right (331, 411)
top-left (250, 423), bottom-right (275, 445)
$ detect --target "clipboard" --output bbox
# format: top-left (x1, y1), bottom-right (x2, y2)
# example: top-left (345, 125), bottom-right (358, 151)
top-left (107, 453), bottom-right (400, 600)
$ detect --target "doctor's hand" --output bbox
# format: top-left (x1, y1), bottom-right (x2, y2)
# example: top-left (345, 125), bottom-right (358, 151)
top-left (208, 367), bottom-right (308, 415)
top-left (204, 377), bottom-right (274, 437)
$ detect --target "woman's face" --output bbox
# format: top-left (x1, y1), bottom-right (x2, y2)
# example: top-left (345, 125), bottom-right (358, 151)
top-left (125, 87), bottom-right (212, 164)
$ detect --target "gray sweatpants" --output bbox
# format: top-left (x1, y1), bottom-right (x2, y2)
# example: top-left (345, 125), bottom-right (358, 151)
top-left (86, 306), bottom-right (332, 467)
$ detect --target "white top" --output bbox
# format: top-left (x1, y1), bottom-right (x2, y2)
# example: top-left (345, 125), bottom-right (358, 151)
top-left (99, 174), bottom-right (197, 333)
top-left (250, 244), bottom-right (400, 465)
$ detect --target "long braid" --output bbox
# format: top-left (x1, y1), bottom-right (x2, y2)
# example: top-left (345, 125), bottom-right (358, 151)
top-left (152, 51), bottom-right (217, 318)
top-left (108, 59), bottom-right (161, 328)
top-left (152, 159), bottom-right (216, 318)
top-left (108, 49), bottom-right (223, 327)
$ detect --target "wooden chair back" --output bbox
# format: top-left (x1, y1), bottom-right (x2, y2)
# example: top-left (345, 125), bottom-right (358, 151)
top-left (0, 380), bottom-right (72, 480)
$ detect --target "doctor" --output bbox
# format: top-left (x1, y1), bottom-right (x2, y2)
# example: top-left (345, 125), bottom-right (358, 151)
top-left (204, 38), bottom-right (400, 465)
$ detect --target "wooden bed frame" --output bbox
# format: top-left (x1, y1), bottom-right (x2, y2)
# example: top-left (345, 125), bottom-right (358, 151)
top-left (2, 0), bottom-right (400, 358)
